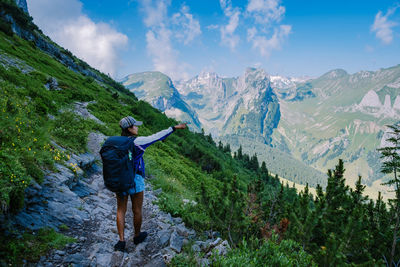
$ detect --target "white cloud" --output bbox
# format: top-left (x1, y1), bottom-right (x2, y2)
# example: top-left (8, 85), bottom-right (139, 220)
top-left (145, 27), bottom-right (190, 80)
top-left (371, 6), bottom-right (398, 44)
top-left (248, 25), bottom-right (291, 57)
top-left (172, 5), bottom-right (202, 45)
top-left (141, 0), bottom-right (169, 27)
top-left (219, 0), bottom-right (241, 50)
top-left (139, 0), bottom-right (200, 80)
top-left (244, 0), bottom-right (291, 58)
top-left (27, 0), bottom-right (128, 77)
top-left (246, 0), bottom-right (286, 24)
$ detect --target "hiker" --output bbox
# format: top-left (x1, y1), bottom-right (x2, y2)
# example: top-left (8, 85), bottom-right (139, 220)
top-left (114, 116), bottom-right (187, 251)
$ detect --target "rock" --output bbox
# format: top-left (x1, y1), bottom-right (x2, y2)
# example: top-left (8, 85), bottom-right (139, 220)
top-left (45, 77), bottom-right (61, 91)
top-left (162, 248), bottom-right (176, 265)
top-left (154, 188), bottom-right (162, 196)
top-left (204, 230), bottom-right (221, 239)
top-left (144, 256), bottom-right (166, 267)
top-left (173, 217), bottom-right (183, 224)
top-left (94, 253), bottom-right (112, 267)
top-left (157, 221), bottom-right (171, 230)
top-left (199, 258), bottom-right (210, 266)
top-left (87, 132), bottom-right (107, 160)
top-left (210, 237), bottom-right (222, 248)
top-left (213, 240), bottom-right (231, 256)
top-left (192, 243), bottom-right (201, 252)
top-left (175, 223), bottom-right (190, 237)
top-left (55, 250), bottom-right (66, 256)
top-left (15, 0), bottom-right (29, 14)
top-left (158, 229), bottom-right (171, 247)
top-left (52, 254), bottom-right (61, 261)
top-left (68, 253), bottom-right (85, 264)
top-left (73, 102), bottom-right (105, 125)
top-left (162, 213), bottom-right (173, 224)
top-left (169, 230), bottom-right (183, 253)
top-left (71, 181), bottom-right (96, 198)
top-left (195, 241), bottom-right (206, 251)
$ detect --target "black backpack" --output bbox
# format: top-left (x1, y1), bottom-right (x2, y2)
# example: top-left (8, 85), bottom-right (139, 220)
top-left (99, 136), bottom-right (136, 192)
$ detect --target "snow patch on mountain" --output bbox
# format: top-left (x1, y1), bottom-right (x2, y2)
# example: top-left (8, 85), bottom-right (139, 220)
top-left (270, 75), bottom-right (309, 89)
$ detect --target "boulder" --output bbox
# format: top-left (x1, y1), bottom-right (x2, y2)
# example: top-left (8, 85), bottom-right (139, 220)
top-left (169, 230), bottom-right (183, 253)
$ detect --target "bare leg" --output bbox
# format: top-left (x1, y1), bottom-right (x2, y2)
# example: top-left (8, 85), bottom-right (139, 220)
top-left (131, 191), bottom-right (144, 237)
top-left (116, 194), bottom-right (128, 241)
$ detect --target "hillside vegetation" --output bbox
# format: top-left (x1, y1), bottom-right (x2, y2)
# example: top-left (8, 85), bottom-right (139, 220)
top-left (0, 1), bottom-right (398, 265)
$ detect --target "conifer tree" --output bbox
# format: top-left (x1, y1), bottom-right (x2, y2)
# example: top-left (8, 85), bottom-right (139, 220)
top-left (378, 124), bottom-right (400, 266)
top-left (223, 143), bottom-right (231, 153)
top-left (250, 153), bottom-right (259, 171)
top-left (218, 140), bottom-right (223, 150)
top-left (225, 175), bottom-right (248, 245)
top-left (260, 161), bottom-right (269, 183)
top-left (287, 184), bottom-right (316, 250)
top-left (325, 159), bottom-right (350, 234)
top-left (340, 176), bottom-right (371, 264)
top-left (237, 145), bottom-right (243, 160)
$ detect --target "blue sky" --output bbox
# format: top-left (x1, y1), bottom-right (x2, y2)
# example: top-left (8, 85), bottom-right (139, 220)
top-left (27, 0), bottom-right (400, 81)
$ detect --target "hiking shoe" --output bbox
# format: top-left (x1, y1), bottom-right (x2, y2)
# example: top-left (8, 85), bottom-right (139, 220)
top-left (133, 232), bottom-right (148, 245)
top-left (114, 240), bottom-right (126, 252)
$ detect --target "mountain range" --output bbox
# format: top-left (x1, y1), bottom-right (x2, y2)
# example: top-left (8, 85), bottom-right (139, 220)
top-left (122, 65), bottom-right (400, 198)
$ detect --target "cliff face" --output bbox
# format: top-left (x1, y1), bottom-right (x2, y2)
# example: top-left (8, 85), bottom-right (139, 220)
top-left (15, 0), bottom-right (28, 13)
top-left (176, 68), bottom-right (281, 143)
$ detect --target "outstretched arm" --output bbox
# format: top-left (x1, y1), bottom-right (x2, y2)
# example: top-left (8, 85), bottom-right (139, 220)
top-left (173, 123), bottom-right (187, 130)
top-left (134, 123), bottom-right (187, 149)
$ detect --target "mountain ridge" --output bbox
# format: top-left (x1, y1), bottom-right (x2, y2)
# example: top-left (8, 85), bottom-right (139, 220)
top-left (123, 65), bottom-right (400, 198)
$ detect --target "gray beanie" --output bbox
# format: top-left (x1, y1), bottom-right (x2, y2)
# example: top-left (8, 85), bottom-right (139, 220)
top-left (119, 116), bottom-right (143, 129)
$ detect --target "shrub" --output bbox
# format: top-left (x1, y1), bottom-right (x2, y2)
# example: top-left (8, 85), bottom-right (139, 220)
top-left (213, 237), bottom-right (316, 267)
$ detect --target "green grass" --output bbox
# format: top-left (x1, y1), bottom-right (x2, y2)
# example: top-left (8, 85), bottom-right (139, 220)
top-left (0, 227), bottom-right (76, 265)
top-left (170, 236), bottom-right (316, 267)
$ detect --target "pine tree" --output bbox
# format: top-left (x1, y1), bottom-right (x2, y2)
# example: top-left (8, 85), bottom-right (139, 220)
top-left (340, 176), bottom-right (372, 264)
top-left (237, 145), bottom-right (243, 160)
top-left (325, 159), bottom-right (350, 234)
top-left (218, 140), bottom-right (223, 150)
top-left (250, 153), bottom-right (259, 171)
top-left (288, 184), bottom-right (317, 249)
top-left (378, 124), bottom-right (400, 266)
top-left (260, 161), bottom-right (269, 183)
top-left (225, 175), bottom-right (248, 245)
top-left (223, 143), bottom-right (231, 153)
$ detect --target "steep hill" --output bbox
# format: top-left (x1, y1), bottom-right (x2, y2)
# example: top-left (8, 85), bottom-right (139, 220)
top-left (0, 0), bottom-right (302, 264)
top-left (1, 1), bottom-right (398, 265)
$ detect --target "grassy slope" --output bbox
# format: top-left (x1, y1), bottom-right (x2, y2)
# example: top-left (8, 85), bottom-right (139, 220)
top-left (274, 68), bottom-right (400, 199)
top-left (0, 23), bottom-right (267, 262)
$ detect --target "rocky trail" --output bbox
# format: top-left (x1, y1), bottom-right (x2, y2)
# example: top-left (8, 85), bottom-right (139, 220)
top-left (1, 125), bottom-right (230, 266)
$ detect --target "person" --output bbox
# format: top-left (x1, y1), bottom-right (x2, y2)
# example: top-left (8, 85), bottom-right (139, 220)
top-left (114, 116), bottom-right (187, 252)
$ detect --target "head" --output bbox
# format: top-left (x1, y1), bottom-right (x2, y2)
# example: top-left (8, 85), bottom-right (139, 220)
top-left (119, 116), bottom-right (142, 136)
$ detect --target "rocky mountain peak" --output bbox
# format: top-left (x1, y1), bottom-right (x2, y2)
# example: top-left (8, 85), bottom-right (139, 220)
top-left (238, 67), bottom-right (270, 94)
top-left (15, 0), bottom-right (28, 14)
top-left (322, 69), bottom-right (348, 79)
